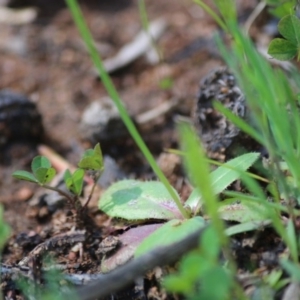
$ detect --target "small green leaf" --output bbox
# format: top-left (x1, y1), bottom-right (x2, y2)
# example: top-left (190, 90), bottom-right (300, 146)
top-left (64, 169), bottom-right (73, 190)
top-left (78, 157), bottom-right (102, 170)
top-left (31, 156), bottom-right (51, 174)
top-left (72, 169), bottom-right (85, 195)
top-left (78, 143), bottom-right (104, 171)
top-left (268, 38), bottom-right (298, 60)
top-left (186, 152), bottom-right (260, 210)
top-left (268, 3), bottom-right (294, 19)
top-left (64, 169), bottom-right (84, 195)
top-left (135, 217), bottom-right (206, 257)
top-left (99, 180), bottom-right (182, 220)
top-left (35, 167), bottom-right (56, 184)
top-left (12, 170), bottom-right (38, 183)
top-left (278, 15), bottom-right (300, 45)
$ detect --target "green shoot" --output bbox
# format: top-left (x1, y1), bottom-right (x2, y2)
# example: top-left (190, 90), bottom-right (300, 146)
top-left (65, 0), bottom-right (189, 219)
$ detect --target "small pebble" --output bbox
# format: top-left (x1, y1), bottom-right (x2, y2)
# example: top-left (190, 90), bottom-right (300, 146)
top-left (15, 187), bottom-right (34, 201)
top-left (80, 97), bottom-right (128, 143)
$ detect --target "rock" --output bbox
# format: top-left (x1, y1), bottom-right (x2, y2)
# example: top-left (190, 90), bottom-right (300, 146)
top-left (98, 155), bottom-right (126, 188)
top-left (80, 97), bottom-right (129, 144)
top-left (0, 89), bottom-right (44, 147)
top-left (193, 67), bottom-right (260, 160)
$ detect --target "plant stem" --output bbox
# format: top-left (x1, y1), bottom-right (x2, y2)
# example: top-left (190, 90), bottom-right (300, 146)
top-left (193, 0), bottom-right (228, 32)
top-left (65, 0), bottom-right (189, 219)
top-left (82, 172), bottom-right (102, 210)
top-left (43, 184), bottom-right (75, 206)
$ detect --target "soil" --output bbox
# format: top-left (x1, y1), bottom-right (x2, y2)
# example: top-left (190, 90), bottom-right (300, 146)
top-left (0, 0), bottom-right (281, 299)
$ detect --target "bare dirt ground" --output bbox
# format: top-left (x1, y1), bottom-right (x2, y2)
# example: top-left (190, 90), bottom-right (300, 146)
top-left (0, 0), bottom-right (273, 299)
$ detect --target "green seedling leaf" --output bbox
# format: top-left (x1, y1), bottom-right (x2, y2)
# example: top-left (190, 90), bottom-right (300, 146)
top-left (78, 143), bottom-right (104, 171)
top-left (268, 2), bottom-right (294, 19)
top-left (34, 167), bottom-right (56, 184)
top-left (225, 220), bottom-right (271, 236)
top-left (72, 168), bottom-right (85, 195)
top-left (99, 180), bottom-right (183, 220)
top-left (186, 152), bottom-right (260, 211)
top-left (12, 170), bottom-right (38, 183)
top-left (135, 216), bottom-right (206, 257)
top-left (64, 169), bottom-right (72, 189)
top-left (268, 38), bottom-right (298, 60)
top-left (218, 201), bottom-right (270, 223)
top-left (64, 169), bottom-right (85, 195)
top-left (278, 15), bottom-right (300, 45)
top-left (31, 156), bottom-right (51, 174)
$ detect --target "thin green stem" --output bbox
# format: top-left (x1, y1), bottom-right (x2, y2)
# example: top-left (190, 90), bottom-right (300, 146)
top-left (193, 0), bottom-right (228, 32)
top-left (65, 0), bottom-right (189, 219)
top-left (82, 172), bottom-right (102, 210)
top-left (43, 184), bottom-right (75, 205)
top-left (138, 0), bottom-right (163, 62)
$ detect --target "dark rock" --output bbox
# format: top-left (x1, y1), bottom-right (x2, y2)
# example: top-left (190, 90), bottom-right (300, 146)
top-left (193, 67), bottom-right (261, 160)
top-left (0, 89), bottom-right (44, 147)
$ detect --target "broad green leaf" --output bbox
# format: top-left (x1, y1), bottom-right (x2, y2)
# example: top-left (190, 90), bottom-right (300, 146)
top-left (135, 217), bottom-right (206, 257)
top-left (218, 201), bottom-right (270, 223)
top-left (78, 143), bottom-right (103, 171)
top-left (278, 15), bottom-right (300, 45)
top-left (31, 156), bottom-right (51, 174)
top-left (99, 180), bottom-right (183, 220)
top-left (268, 38), bottom-right (298, 60)
top-left (186, 152), bottom-right (260, 210)
top-left (12, 170), bottom-right (38, 183)
top-left (34, 167), bottom-right (56, 184)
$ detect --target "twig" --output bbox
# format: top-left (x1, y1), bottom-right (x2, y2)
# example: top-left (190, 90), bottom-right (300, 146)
top-left (18, 231), bottom-right (86, 266)
top-left (72, 225), bottom-right (207, 300)
top-left (100, 18), bottom-right (167, 73)
top-left (243, 1), bottom-right (266, 35)
top-left (2, 226), bottom-right (206, 298)
top-left (136, 98), bottom-right (178, 125)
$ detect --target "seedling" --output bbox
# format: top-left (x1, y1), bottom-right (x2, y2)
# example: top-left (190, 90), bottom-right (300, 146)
top-left (268, 14), bottom-right (300, 60)
top-left (11, 0), bottom-right (300, 298)
top-left (13, 143), bottom-right (104, 229)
